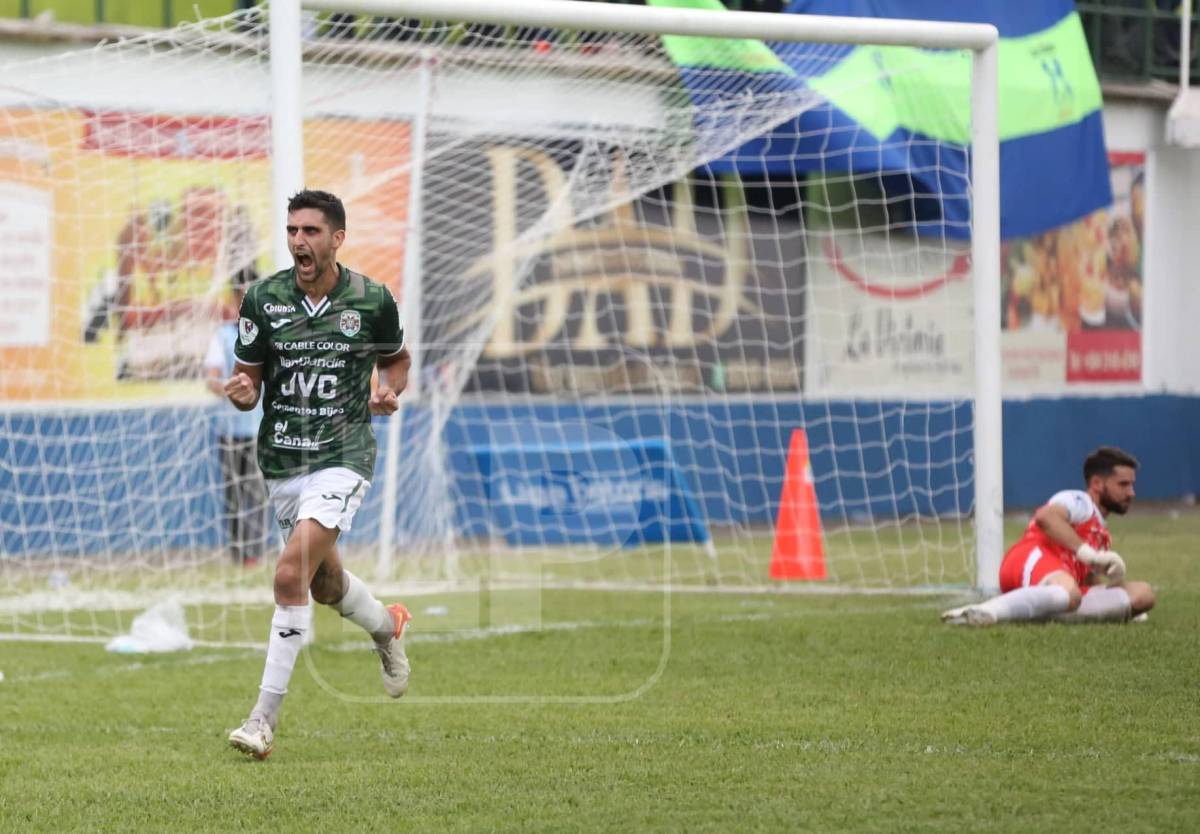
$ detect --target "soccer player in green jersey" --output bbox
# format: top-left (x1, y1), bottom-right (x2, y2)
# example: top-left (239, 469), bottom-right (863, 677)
top-left (224, 189), bottom-right (412, 760)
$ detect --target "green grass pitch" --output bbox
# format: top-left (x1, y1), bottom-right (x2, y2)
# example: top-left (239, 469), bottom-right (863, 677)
top-left (1, 511), bottom-right (1197, 832)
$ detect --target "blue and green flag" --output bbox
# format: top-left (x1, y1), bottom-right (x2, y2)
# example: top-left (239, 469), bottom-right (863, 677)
top-left (650, 0), bottom-right (1111, 240)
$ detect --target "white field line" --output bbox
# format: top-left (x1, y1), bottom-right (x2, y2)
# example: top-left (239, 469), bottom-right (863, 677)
top-left (0, 602), bottom-right (945, 683)
top-left (0, 580), bottom-right (971, 617)
top-left (0, 632), bottom-right (266, 650)
top-left (3, 646), bottom-right (262, 684)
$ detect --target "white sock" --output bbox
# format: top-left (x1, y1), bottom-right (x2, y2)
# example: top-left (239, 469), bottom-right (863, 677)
top-left (1054, 586), bottom-right (1131, 624)
top-left (330, 570), bottom-right (393, 643)
top-left (977, 585), bottom-right (1072, 622)
top-left (251, 603), bottom-right (311, 728)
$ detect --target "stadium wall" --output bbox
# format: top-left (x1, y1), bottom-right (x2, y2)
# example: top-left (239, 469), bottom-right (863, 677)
top-left (2, 396), bottom-right (1197, 556)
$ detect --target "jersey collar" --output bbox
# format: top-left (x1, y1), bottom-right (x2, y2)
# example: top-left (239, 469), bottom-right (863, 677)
top-left (293, 264), bottom-right (348, 318)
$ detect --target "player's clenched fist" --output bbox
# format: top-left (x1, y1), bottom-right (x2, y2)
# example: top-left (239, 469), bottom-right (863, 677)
top-left (369, 385), bottom-right (399, 416)
top-left (225, 372), bottom-right (258, 408)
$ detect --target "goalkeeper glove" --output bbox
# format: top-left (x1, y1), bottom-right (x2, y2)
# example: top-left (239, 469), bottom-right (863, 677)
top-left (1075, 544), bottom-right (1126, 583)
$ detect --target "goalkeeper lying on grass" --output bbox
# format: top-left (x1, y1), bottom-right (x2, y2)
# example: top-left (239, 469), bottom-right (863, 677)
top-left (942, 446), bottom-right (1155, 626)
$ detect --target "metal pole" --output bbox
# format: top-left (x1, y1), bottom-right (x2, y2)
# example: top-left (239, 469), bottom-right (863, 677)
top-left (270, 0), bottom-right (305, 270)
top-left (376, 51), bottom-right (432, 581)
top-left (971, 41), bottom-right (1003, 593)
top-left (1181, 0), bottom-right (1193, 91)
top-left (271, 0), bottom-right (314, 638)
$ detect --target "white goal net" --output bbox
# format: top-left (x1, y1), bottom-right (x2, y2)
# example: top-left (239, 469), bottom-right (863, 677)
top-left (0, 0), bottom-right (998, 642)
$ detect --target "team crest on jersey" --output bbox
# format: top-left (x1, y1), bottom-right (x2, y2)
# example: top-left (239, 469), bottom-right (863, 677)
top-left (339, 310), bottom-right (361, 337)
top-left (239, 316), bottom-right (259, 346)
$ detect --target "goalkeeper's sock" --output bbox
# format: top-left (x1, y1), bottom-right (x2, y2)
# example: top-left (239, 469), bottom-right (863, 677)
top-left (330, 570), bottom-right (394, 644)
top-left (977, 585), bottom-right (1072, 622)
top-left (1053, 586), bottom-right (1131, 624)
top-left (250, 604), bottom-right (310, 729)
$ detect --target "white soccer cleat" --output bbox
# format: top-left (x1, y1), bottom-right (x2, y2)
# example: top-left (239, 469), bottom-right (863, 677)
top-left (1131, 612), bottom-right (1150, 623)
top-left (940, 604), bottom-right (997, 627)
top-left (228, 716), bottom-right (273, 760)
top-left (376, 603), bottom-right (411, 698)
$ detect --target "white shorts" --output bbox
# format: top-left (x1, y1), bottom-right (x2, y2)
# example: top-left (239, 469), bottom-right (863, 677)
top-left (266, 466), bottom-right (370, 542)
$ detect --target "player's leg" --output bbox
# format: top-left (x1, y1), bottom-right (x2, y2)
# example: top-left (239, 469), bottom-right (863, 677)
top-left (232, 438), bottom-right (265, 566)
top-left (261, 518), bottom-right (338, 688)
top-left (218, 436), bottom-right (242, 565)
top-left (227, 439), bottom-right (248, 565)
top-left (942, 545), bottom-right (1080, 626)
top-left (302, 468), bottom-right (411, 698)
top-left (308, 558), bottom-right (397, 644)
top-left (230, 468), bottom-right (411, 757)
top-left (229, 473), bottom-right (313, 758)
top-left (1125, 580), bottom-right (1155, 615)
top-left (1053, 579), bottom-right (1155, 624)
top-left (243, 443), bottom-right (270, 568)
top-left (311, 557), bottom-right (411, 697)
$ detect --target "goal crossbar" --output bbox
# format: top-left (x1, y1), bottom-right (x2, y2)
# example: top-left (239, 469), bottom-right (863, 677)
top-left (301, 0), bottom-right (997, 51)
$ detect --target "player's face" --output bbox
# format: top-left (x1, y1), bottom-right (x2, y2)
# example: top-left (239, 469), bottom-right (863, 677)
top-left (1097, 465), bottom-right (1136, 515)
top-left (286, 208), bottom-right (344, 286)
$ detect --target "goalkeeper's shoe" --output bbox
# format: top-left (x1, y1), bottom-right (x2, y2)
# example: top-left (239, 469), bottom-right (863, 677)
top-left (376, 603), bottom-right (412, 698)
top-left (940, 604), bottom-right (997, 627)
top-left (228, 716), bottom-right (273, 760)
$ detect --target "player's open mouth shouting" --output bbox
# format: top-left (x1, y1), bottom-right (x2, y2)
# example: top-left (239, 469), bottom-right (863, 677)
top-left (294, 250), bottom-right (315, 277)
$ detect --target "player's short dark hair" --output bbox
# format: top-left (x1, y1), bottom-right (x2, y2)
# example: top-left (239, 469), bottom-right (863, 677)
top-left (1083, 447), bottom-right (1139, 482)
top-left (287, 189), bottom-right (346, 231)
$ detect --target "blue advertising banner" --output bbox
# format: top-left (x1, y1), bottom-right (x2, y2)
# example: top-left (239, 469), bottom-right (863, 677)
top-left (473, 439), bottom-right (710, 548)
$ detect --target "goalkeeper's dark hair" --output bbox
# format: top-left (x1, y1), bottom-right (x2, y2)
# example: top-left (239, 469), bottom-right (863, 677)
top-left (1083, 447), bottom-right (1139, 482)
top-left (287, 189), bottom-right (346, 231)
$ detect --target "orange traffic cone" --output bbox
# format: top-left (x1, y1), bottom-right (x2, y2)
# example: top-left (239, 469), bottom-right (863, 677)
top-left (769, 429), bottom-right (826, 580)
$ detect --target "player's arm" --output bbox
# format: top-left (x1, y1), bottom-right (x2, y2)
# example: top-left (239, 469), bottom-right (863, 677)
top-left (229, 284), bottom-right (268, 411)
top-left (225, 361), bottom-right (263, 411)
top-left (368, 285), bottom-right (409, 416)
top-left (1032, 502), bottom-right (1085, 552)
top-left (1033, 501), bottom-right (1125, 581)
top-left (369, 348), bottom-right (409, 416)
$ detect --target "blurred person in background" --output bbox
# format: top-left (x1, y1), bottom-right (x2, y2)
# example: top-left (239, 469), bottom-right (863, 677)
top-left (204, 265), bottom-right (270, 567)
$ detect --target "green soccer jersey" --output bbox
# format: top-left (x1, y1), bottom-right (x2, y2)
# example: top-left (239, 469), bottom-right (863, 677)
top-left (233, 264), bottom-right (404, 481)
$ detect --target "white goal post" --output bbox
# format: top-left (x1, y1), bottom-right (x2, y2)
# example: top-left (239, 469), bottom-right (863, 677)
top-left (283, 0), bottom-right (1002, 591)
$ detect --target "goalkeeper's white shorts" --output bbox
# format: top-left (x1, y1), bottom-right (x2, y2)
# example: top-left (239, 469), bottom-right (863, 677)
top-left (267, 466), bottom-right (370, 541)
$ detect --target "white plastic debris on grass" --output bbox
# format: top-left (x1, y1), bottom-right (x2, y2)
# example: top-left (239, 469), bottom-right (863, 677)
top-left (104, 599), bottom-right (193, 654)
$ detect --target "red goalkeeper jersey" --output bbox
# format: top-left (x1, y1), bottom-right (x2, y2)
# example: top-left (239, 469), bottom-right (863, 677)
top-left (1013, 489), bottom-right (1111, 579)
